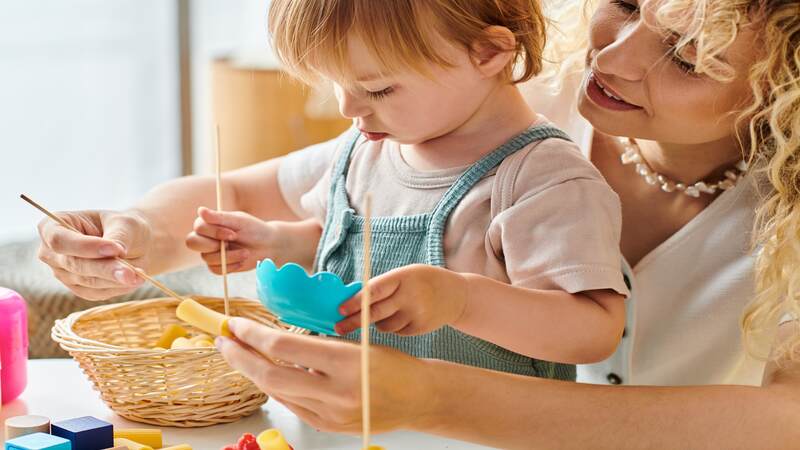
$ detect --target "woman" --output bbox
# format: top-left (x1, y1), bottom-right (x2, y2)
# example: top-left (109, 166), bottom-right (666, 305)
top-left (37, 0), bottom-right (800, 447)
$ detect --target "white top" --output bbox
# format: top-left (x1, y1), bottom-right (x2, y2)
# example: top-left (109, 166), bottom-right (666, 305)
top-left (278, 75), bottom-right (767, 387)
top-left (520, 74), bottom-right (765, 386)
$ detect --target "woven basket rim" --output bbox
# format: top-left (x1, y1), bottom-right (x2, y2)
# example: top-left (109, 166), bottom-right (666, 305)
top-left (51, 296), bottom-right (271, 353)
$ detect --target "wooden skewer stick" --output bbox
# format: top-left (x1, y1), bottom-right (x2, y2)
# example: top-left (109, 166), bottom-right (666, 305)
top-left (361, 194), bottom-right (373, 450)
top-left (19, 194), bottom-right (187, 303)
top-left (215, 124), bottom-right (230, 316)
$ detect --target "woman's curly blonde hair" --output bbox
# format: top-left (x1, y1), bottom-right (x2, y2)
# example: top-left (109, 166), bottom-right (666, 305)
top-left (545, 0), bottom-right (800, 362)
top-left (655, 0), bottom-right (800, 363)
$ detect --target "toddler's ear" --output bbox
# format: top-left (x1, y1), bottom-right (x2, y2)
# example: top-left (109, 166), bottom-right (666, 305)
top-left (472, 26), bottom-right (517, 79)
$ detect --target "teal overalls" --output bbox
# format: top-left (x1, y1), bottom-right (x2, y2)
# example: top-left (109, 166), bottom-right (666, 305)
top-left (314, 125), bottom-right (576, 380)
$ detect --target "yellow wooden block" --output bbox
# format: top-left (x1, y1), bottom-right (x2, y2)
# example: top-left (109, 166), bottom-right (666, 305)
top-left (154, 324), bottom-right (189, 349)
top-left (114, 437), bottom-right (154, 450)
top-left (113, 429), bottom-right (163, 448)
top-left (170, 337), bottom-right (193, 349)
top-left (175, 298), bottom-right (232, 337)
top-left (256, 429), bottom-right (293, 450)
top-left (161, 445), bottom-right (191, 450)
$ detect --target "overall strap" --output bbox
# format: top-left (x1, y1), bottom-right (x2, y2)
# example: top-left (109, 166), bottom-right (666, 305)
top-left (328, 127), bottom-right (364, 201)
top-left (314, 128), bottom-right (363, 271)
top-left (426, 125), bottom-right (571, 266)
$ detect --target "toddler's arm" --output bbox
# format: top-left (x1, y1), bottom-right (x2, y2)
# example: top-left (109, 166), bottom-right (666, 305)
top-left (186, 207), bottom-right (322, 273)
top-left (336, 264), bottom-right (625, 364)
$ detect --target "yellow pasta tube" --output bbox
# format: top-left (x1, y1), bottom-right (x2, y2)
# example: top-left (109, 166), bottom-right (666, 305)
top-left (154, 324), bottom-right (188, 349)
top-left (256, 429), bottom-right (291, 450)
top-left (175, 299), bottom-right (232, 337)
top-left (170, 337), bottom-right (193, 349)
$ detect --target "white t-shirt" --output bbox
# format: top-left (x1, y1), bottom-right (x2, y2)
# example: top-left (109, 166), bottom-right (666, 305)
top-left (277, 74), bottom-right (766, 387)
top-left (521, 73), bottom-right (765, 386)
top-left (289, 117), bottom-right (628, 298)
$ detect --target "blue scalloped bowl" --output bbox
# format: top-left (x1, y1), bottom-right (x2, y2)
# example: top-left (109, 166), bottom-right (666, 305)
top-left (255, 259), bottom-right (362, 335)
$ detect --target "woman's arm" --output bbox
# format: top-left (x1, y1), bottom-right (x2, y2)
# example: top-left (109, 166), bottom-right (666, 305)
top-left (218, 319), bottom-right (800, 450)
top-left (36, 154), bottom-right (320, 301)
top-left (424, 339), bottom-right (800, 449)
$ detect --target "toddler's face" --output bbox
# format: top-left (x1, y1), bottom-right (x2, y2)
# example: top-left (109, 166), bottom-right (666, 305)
top-left (328, 34), bottom-right (498, 145)
top-left (578, 0), bottom-right (757, 146)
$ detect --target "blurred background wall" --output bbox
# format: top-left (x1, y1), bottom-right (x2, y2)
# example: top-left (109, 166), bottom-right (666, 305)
top-left (0, 0), bottom-right (350, 243)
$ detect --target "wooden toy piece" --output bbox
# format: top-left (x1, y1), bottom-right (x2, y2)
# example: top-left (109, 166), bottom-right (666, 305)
top-left (214, 124), bottom-right (231, 317)
top-left (112, 429), bottom-right (162, 449)
top-left (154, 324), bottom-right (188, 349)
top-left (4, 415), bottom-right (51, 440)
top-left (170, 337), bottom-right (193, 350)
top-left (256, 429), bottom-right (293, 450)
top-left (4, 432), bottom-right (71, 450)
top-left (360, 196), bottom-right (374, 450)
top-left (113, 438), bottom-right (153, 450)
top-left (366, 447), bottom-right (386, 450)
top-left (101, 447), bottom-right (129, 450)
top-left (175, 298), bottom-right (232, 337)
top-left (51, 416), bottom-right (113, 450)
top-left (160, 445), bottom-right (191, 450)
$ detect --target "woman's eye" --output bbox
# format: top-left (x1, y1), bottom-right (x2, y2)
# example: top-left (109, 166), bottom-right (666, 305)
top-left (366, 86), bottom-right (394, 100)
top-left (670, 51), bottom-right (698, 75)
top-left (610, 0), bottom-right (639, 13)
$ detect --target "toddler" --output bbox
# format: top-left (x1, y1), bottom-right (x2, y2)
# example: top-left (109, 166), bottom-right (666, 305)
top-left (190, 0), bottom-right (629, 380)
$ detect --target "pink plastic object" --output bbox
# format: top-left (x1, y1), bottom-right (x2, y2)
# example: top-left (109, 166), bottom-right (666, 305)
top-left (0, 288), bottom-right (28, 404)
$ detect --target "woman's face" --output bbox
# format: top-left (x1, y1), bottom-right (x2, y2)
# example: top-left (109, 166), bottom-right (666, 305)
top-left (578, 0), bottom-right (758, 146)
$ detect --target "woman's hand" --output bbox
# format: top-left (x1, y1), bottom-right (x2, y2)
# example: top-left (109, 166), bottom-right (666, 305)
top-left (334, 264), bottom-right (468, 336)
top-left (185, 207), bottom-right (322, 273)
top-left (216, 318), bottom-right (441, 434)
top-left (36, 209), bottom-right (152, 301)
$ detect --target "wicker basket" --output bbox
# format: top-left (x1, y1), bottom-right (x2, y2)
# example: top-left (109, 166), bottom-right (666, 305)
top-left (51, 296), bottom-right (286, 427)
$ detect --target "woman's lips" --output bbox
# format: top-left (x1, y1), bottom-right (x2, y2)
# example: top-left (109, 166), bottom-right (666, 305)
top-left (361, 130), bottom-right (389, 141)
top-left (585, 72), bottom-right (643, 111)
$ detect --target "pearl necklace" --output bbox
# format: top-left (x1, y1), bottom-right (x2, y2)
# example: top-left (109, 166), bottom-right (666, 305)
top-left (617, 137), bottom-right (748, 198)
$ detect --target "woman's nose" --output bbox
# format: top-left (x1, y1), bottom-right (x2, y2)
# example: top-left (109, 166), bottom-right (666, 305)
top-left (593, 22), bottom-right (655, 83)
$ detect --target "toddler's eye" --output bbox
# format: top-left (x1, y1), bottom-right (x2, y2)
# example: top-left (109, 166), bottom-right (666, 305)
top-left (366, 86), bottom-right (394, 100)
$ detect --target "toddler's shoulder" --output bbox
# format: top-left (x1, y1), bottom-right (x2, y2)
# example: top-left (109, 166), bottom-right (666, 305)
top-left (497, 135), bottom-right (612, 205)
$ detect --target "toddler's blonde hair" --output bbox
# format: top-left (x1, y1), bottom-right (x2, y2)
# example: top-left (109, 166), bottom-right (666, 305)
top-left (268, 0), bottom-right (547, 87)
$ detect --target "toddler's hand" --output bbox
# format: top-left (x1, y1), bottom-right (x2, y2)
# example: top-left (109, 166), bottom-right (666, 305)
top-left (335, 264), bottom-right (468, 336)
top-left (185, 207), bottom-right (278, 274)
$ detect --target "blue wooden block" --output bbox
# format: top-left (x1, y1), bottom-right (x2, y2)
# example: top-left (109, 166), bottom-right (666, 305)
top-left (50, 417), bottom-right (113, 450)
top-left (4, 432), bottom-right (71, 450)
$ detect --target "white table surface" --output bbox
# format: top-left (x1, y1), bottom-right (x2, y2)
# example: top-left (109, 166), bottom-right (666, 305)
top-left (1, 359), bottom-right (494, 450)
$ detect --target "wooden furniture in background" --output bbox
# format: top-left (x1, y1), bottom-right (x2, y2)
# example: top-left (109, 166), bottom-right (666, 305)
top-left (211, 58), bottom-right (351, 171)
